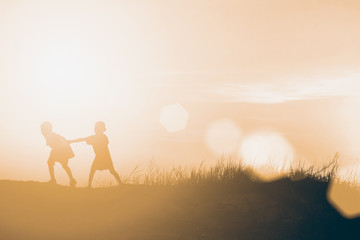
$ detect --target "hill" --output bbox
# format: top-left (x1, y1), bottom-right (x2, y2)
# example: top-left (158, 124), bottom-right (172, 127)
top-left (0, 178), bottom-right (358, 240)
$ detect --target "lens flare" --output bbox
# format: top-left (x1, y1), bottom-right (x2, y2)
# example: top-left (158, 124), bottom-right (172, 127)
top-left (160, 103), bottom-right (189, 132)
top-left (239, 131), bottom-right (294, 181)
top-left (327, 179), bottom-right (360, 219)
top-left (205, 119), bottom-right (242, 155)
top-left (327, 162), bottom-right (360, 219)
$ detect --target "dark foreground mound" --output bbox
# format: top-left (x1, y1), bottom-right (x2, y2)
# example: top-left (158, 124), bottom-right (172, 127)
top-left (0, 179), bottom-right (358, 240)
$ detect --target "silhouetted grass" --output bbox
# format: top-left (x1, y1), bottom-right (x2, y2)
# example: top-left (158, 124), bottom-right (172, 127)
top-left (120, 158), bottom-right (253, 186)
top-left (120, 154), bottom-right (341, 187)
top-left (289, 153), bottom-right (340, 183)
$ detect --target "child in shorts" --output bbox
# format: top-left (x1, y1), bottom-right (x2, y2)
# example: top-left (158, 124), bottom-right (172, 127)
top-left (41, 122), bottom-right (77, 187)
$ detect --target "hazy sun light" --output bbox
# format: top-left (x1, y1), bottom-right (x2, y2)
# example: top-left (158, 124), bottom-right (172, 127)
top-left (239, 131), bottom-right (295, 181)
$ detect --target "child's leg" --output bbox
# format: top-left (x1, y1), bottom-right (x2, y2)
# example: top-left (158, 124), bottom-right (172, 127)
top-left (109, 167), bottom-right (121, 184)
top-left (61, 163), bottom-right (76, 186)
top-left (88, 167), bottom-right (96, 187)
top-left (47, 160), bottom-right (56, 182)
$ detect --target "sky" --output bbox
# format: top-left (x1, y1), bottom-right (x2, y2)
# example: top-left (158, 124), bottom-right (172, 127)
top-left (1, 0), bottom-right (360, 186)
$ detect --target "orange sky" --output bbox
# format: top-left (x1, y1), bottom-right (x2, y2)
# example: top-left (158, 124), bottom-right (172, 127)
top-left (1, 0), bottom-right (360, 185)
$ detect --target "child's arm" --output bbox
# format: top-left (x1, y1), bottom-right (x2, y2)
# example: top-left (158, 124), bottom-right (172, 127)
top-left (68, 138), bottom-right (87, 144)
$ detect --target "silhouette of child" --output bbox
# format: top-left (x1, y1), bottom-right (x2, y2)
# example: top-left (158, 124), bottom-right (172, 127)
top-left (41, 122), bottom-right (77, 187)
top-left (69, 121), bottom-right (121, 187)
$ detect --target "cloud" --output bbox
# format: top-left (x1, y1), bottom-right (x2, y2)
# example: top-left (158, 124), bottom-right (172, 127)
top-left (206, 73), bottom-right (360, 104)
top-left (124, 70), bottom-right (360, 104)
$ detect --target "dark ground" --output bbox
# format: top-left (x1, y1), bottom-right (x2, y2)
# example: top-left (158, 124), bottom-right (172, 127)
top-left (0, 178), bottom-right (359, 240)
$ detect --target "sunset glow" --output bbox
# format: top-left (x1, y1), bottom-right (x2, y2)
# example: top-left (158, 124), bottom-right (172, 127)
top-left (1, 1), bottom-right (360, 239)
top-left (239, 132), bottom-right (294, 181)
top-left (0, 0), bottom-right (360, 187)
top-left (31, 42), bottom-right (99, 105)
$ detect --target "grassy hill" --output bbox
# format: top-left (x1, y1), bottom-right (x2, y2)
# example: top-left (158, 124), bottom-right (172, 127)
top-left (0, 166), bottom-right (359, 240)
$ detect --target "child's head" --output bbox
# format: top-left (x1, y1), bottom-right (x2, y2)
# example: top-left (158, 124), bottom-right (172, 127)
top-left (95, 121), bottom-right (106, 134)
top-left (41, 121), bottom-right (52, 135)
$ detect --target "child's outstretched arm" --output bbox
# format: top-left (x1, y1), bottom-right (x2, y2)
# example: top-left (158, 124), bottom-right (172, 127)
top-left (68, 137), bottom-right (87, 144)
